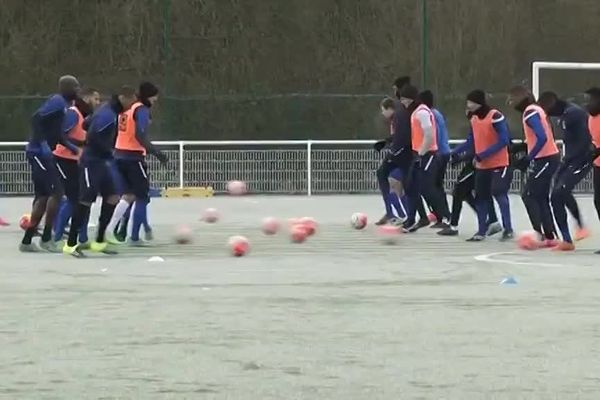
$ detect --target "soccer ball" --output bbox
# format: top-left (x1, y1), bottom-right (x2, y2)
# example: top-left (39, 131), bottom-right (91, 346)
top-left (203, 208), bottom-right (219, 223)
top-left (262, 217), bottom-right (280, 235)
top-left (350, 212), bottom-right (368, 229)
top-left (228, 235), bottom-right (250, 256)
top-left (174, 225), bottom-right (193, 244)
top-left (227, 180), bottom-right (247, 196)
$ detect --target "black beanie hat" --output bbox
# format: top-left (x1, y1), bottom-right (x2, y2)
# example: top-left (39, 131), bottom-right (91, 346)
top-left (139, 81), bottom-right (159, 99)
top-left (399, 84), bottom-right (419, 100)
top-left (466, 89), bottom-right (486, 105)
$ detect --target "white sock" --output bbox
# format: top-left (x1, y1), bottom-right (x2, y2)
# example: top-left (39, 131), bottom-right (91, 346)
top-left (127, 201), bottom-right (136, 239)
top-left (107, 199), bottom-right (131, 234)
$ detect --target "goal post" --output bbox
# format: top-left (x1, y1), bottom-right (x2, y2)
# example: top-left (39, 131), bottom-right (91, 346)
top-left (532, 61), bottom-right (600, 99)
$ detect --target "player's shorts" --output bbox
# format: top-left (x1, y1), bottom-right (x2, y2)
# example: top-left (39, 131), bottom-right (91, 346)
top-left (79, 160), bottom-right (117, 203)
top-left (553, 161), bottom-right (592, 192)
top-left (110, 160), bottom-right (126, 196)
top-left (475, 165), bottom-right (513, 198)
top-left (523, 154), bottom-right (560, 197)
top-left (54, 156), bottom-right (80, 202)
top-left (26, 151), bottom-right (63, 197)
top-left (115, 159), bottom-right (150, 199)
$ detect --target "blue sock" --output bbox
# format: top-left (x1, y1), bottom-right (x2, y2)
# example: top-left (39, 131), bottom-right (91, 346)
top-left (79, 212), bottom-right (89, 243)
top-left (54, 201), bottom-right (73, 242)
top-left (388, 192), bottom-right (407, 220)
top-left (142, 200), bottom-right (151, 232)
top-left (131, 200), bottom-right (145, 241)
top-left (494, 194), bottom-right (513, 232)
top-left (475, 200), bottom-right (490, 236)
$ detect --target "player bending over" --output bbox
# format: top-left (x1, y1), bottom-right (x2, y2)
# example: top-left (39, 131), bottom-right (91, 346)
top-left (63, 86), bottom-right (138, 257)
top-left (106, 82), bottom-right (167, 245)
top-left (374, 97), bottom-right (412, 225)
top-left (509, 86), bottom-right (560, 248)
top-left (539, 91), bottom-right (592, 251)
top-left (20, 75), bottom-right (80, 252)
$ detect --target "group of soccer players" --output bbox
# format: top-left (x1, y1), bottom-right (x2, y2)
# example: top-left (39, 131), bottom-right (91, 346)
top-left (376, 76), bottom-right (600, 252)
top-left (18, 76), bottom-right (167, 257)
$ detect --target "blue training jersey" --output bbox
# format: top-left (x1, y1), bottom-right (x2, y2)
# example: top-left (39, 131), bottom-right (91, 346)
top-left (81, 102), bottom-right (119, 162)
top-left (433, 108), bottom-right (450, 155)
top-left (27, 94), bottom-right (70, 156)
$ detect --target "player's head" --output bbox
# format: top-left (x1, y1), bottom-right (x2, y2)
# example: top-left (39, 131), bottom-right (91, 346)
top-left (508, 85), bottom-right (534, 112)
top-left (138, 81), bottom-right (159, 107)
top-left (466, 89), bottom-right (486, 113)
top-left (58, 75), bottom-right (81, 101)
top-left (393, 76), bottom-right (411, 99)
top-left (118, 85), bottom-right (138, 109)
top-left (380, 97), bottom-right (395, 119)
top-left (398, 84), bottom-right (419, 109)
top-left (81, 87), bottom-right (101, 110)
top-left (417, 90), bottom-right (434, 108)
top-left (538, 91), bottom-right (563, 116)
top-left (585, 87), bottom-right (600, 116)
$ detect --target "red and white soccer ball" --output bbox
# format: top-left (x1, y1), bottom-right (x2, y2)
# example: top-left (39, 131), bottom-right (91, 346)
top-left (228, 235), bottom-right (250, 257)
top-left (350, 212), bottom-right (368, 230)
top-left (427, 212), bottom-right (437, 223)
top-left (299, 217), bottom-right (318, 236)
top-left (517, 230), bottom-right (541, 251)
top-left (174, 224), bottom-right (193, 244)
top-left (19, 213), bottom-right (31, 231)
top-left (262, 217), bottom-right (280, 235)
top-left (227, 180), bottom-right (247, 196)
top-left (377, 225), bottom-right (401, 245)
top-left (290, 224), bottom-right (309, 243)
top-left (203, 207), bottom-right (219, 223)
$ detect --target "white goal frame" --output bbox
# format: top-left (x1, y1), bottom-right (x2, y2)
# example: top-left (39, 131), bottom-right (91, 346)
top-left (532, 61), bottom-right (600, 99)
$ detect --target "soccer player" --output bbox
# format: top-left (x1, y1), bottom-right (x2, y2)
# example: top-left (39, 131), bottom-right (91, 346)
top-left (377, 97), bottom-right (411, 224)
top-left (462, 90), bottom-right (513, 241)
top-left (63, 86), bottom-right (138, 257)
top-left (52, 88), bottom-right (101, 246)
top-left (418, 90), bottom-right (451, 229)
top-left (539, 91), bottom-right (592, 250)
top-left (438, 110), bottom-right (501, 237)
top-left (105, 82), bottom-right (168, 245)
top-left (585, 87), bottom-right (600, 254)
top-left (20, 75), bottom-right (80, 252)
top-left (508, 86), bottom-right (560, 247)
top-left (398, 85), bottom-right (450, 232)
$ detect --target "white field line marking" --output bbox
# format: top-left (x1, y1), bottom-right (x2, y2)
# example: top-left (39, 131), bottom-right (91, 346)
top-left (474, 252), bottom-right (564, 267)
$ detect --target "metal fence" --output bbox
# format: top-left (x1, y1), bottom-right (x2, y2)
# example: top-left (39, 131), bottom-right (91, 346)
top-left (0, 140), bottom-right (592, 196)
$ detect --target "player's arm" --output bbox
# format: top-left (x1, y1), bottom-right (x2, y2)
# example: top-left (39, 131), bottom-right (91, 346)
top-left (59, 109), bottom-right (81, 155)
top-left (134, 107), bottom-right (168, 162)
top-left (476, 112), bottom-right (510, 160)
top-left (415, 109), bottom-right (434, 156)
top-left (523, 109), bottom-right (547, 160)
top-left (88, 119), bottom-right (116, 157)
top-left (451, 130), bottom-right (474, 156)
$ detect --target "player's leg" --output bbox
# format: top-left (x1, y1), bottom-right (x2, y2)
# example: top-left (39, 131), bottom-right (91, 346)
top-left (38, 157), bottom-right (65, 251)
top-left (128, 160), bottom-right (151, 245)
top-left (491, 166), bottom-right (514, 240)
top-left (387, 168), bottom-right (408, 225)
top-left (521, 161), bottom-right (544, 239)
top-left (438, 164), bottom-right (474, 236)
top-left (535, 156), bottom-right (560, 245)
top-left (63, 164), bottom-right (96, 257)
top-left (430, 153), bottom-right (451, 228)
top-left (550, 164), bottom-right (578, 250)
top-left (418, 153), bottom-right (449, 228)
top-left (53, 158), bottom-right (78, 242)
top-left (375, 160), bottom-right (395, 225)
top-left (402, 163), bottom-right (420, 231)
top-left (20, 153), bottom-right (52, 252)
top-left (91, 163), bottom-right (120, 253)
top-left (566, 163), bottom-right (592, 241)
top-left (467, 169), bottom-right (492, 241)
top-left (115, 203), bottom-right (132, 242)
top-left (143, 198), bottom-right (153, 241)
top-left (105, 159), bottom-right (134, 243)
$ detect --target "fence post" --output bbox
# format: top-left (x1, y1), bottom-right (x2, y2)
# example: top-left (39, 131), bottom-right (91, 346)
top-left (307, 140), bottom-right (312, 196)
top-left (178, 141), bottom-right (184, 188)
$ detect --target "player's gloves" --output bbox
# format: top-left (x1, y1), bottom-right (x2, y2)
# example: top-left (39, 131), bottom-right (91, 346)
top-left (373, 140), bottom-right (387, 153)
top-left (513, 155), bottom-right (530, 172)
top-left (155, 151), bottom-right (169, 165)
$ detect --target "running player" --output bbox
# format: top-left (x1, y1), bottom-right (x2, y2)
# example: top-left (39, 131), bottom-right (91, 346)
top-left (375, 97), bottom-right (412, 224)
top-left (20, 75), bottom-right (80, 252)
top-left (52, 88), bottom-right (101, 246)
top-left (418, 90), bottom-right (451, 229)
top-left (463, 90), bottom-right (513, 241)
top-left (63, 86), bottom-right (138, 257)
top-left (539, 91), bottom-right (592, 251)
top-left (105, 82), bottom-right (168, 245)
top-left (585, 87), bottom-right (600, 254)
top-left (438, 110), bottom-right (501, 236)
top-left (508, 85), bottom-right (560, 248)
top-left (398, 85), bottom-right (450, 232)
